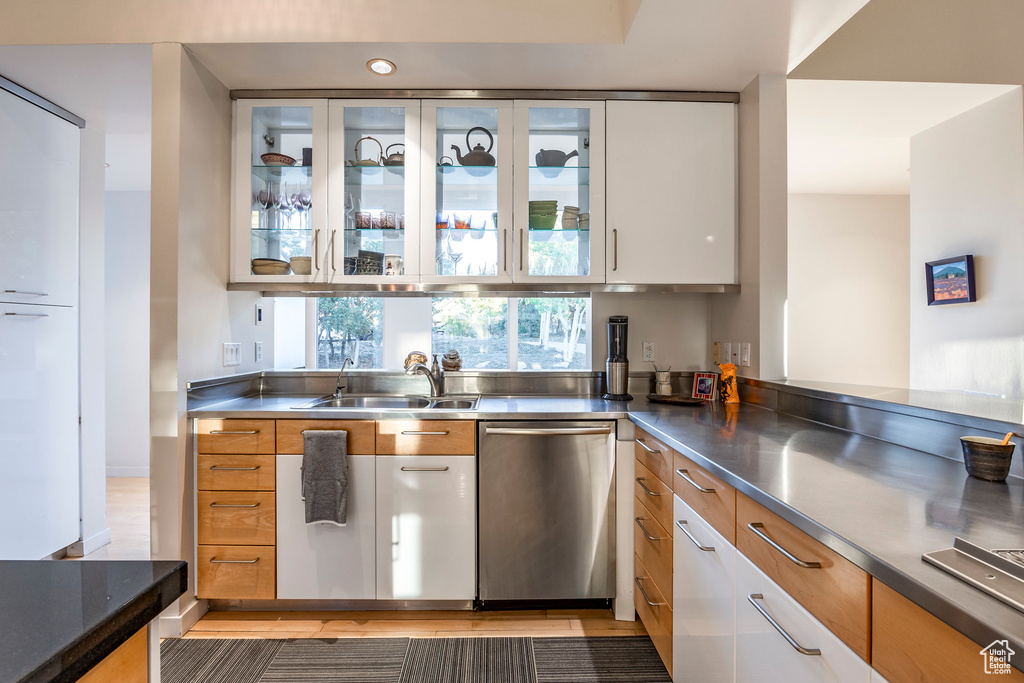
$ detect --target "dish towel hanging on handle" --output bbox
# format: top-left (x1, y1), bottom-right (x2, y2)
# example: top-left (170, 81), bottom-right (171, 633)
top-left (301, 430), bottom-right (349, 526)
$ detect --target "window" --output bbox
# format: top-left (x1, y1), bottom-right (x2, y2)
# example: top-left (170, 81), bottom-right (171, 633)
top-left (288, 296), bottom-right (591, 370)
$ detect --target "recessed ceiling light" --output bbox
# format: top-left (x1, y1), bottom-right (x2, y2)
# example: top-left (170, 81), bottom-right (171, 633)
top-left (367, 59), bottom-right (396, 76)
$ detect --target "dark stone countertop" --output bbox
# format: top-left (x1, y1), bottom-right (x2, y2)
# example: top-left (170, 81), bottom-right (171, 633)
top-left (1, 560), bottom-right (186, 683)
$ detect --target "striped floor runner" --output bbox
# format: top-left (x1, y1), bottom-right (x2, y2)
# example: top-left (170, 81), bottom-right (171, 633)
top-left (161, 636), bottom-right (670, 683)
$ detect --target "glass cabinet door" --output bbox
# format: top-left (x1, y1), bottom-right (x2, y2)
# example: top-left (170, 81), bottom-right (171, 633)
top-left (328, 100), bottom-right (420, 281)
top-left (513, 101), bottom-right (605, 282)
top-left (420, 101), bottom-right (513, 282)
top-left (233, 100), bottom-right (328, 281)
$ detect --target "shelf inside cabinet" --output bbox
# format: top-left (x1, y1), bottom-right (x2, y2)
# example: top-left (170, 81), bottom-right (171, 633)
top-left (343, 228), bottom-right (406, 236)
top-left (436, 166), bottom-right (497, 184)
top-left (251, 165), bottom-right (312, 182)
top-left (528, 166), bottom-right (589, 186)
top-left (251, 227), bottom-right (314, 233)
top-left (345, 166), bottom-right (405, 184)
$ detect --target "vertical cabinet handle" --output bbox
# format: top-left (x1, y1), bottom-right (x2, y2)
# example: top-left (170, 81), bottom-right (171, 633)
top-left (503, 228), bottom-right (507, 272)
top-left (519, 229), bottom-right (524, 272)
top-left (330, 229), bottom-right (336, 271)
top-left (747, 522), bottom-right (821, 569)
top-left (313, 229), bottom-right (321, 271)
top-left (613, 228), bottom-right (618, 271)
top-left (747, 594), bottom-right (822, 656)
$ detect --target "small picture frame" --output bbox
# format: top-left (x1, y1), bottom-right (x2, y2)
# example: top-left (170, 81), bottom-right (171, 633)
top-left (925, 255), bottom-right (976, 306)
top-left (692, 372), bottom-right (718, 400)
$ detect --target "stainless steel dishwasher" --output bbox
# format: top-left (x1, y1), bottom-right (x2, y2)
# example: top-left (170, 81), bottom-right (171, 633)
top-left (478, 420), bottom-right (616, 603)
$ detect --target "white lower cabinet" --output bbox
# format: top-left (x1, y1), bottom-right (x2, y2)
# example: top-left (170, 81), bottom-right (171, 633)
top-left (375, 455), bottom-right (476, 600)
top-left (673, 494), bottom-right (735, 682)
top-left (276, 454), bottom-right (376, 599)
top-left (735, 552), bottom-right (871, 683)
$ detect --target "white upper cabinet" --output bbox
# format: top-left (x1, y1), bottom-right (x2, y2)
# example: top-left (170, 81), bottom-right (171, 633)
top-left (606, 100), bottom-right (737, 284)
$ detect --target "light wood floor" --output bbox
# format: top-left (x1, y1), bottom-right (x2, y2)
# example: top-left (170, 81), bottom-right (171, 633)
top-left (85, 477), bottom-right (645, 639)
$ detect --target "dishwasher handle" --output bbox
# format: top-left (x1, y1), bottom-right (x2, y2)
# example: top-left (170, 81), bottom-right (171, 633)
top-left (484, 426), bottom-right (612, 436)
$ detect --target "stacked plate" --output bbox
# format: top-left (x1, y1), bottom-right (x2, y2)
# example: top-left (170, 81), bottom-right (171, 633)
top-left (562, 205), bottom-right (580, 229)
top-left (529, 200), bottom-right (558, 229)
top-left (251, 258), bottom-right (290, 275)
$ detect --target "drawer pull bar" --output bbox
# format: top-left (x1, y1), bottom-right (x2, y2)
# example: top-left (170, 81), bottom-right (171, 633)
top-left (635, 477), bottom-right (663, 497)
top-left (401, 430), bottom-right (450, 436)
top-left (634, 438), bottom-right (661, 454)
top-left (634, 576), bottom-right (664, 607)
top-left (676, 468), bottom-right (715, 493)
top-left (209, 557), bottom-right (260, 564)
top-left (4, 289), bottom-right (48, 296)
top-left (4, 312), bottom-right (48, 317)
top-left (400, 466), bottom-right (450, 472)
top-left (210, 502), bottom-right (260, 508)
top-left (208, 430), bottom-right (259, 435)
top-left (676, 520), bottom-right (715, 552)
top-left (210, 466), bottom-right (261, 471)
top-left (486, 427), bottom-right (611, 436)
top-left (747, 522), bottom-right (821, 568)
top-left (634, 517), bottom-right (666, 541)
top-left (747, 594), bottom-right (821, 656)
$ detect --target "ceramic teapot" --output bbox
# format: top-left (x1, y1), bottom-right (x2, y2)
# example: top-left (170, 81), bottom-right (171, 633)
top-left (451, 127), bottom-right (495, 167)
top-left (383, 143), bottom-right (405, 166)
top-left (535, 148), bottom-right (579, 167)
top-left (347, 136), bottom-right (383, 167)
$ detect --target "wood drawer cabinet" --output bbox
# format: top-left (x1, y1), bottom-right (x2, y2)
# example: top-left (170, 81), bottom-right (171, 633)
top-left (873, 579), bottom-right (1024, 682)
top-left (736, 493), bottom-right (870, 662)
top-left (198, 453), bottom-right (276, 491)
top-left (376, 420), bottom-right (475, 455)
top-left (78, 627), bottom-right (148, 683)
top-left (673, 449), bottom-right (736, 544)
top-left (276, 419), bottom-right (376, 454)
top-left (634, 496), bottom-right (673, 604)
top-left (634, 428), bottom-right (675, 486)
top-left (196, 419), bottom-right (275, 454)
top-left (635, 553), bottom-right (673, 672)
top-left (198, 491), bottom-right (276, 546)
top-left (634, 458), bottom-right (673, 533)
top-left (197, 545), bottom-right (276, 599)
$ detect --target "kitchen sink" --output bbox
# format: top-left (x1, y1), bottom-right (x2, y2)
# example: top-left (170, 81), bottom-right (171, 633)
top-left (292, 394), bottom-right (479, 411)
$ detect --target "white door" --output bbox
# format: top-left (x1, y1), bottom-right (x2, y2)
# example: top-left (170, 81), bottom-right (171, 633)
top-left (376, 455), bottom-right (476, 600)
top-left (0, 89), bottom-right (79, 307)
top-left (673, 494), bottom-right (735, 683)
top-left (0, 303), bottom-right (79, 558)
top-left (736, 552), bottom-right (871, 683)
top-left (276, 454), bottom-right (376, 599)
top-left (606, 100), bottom-right (737, 284)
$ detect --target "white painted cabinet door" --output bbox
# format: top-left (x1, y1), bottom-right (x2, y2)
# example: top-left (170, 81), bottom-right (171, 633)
top-left (606, 100), bottom-right (736, 284)
top-left (276, 454), bottom-right (376, 599)
top-left (376, 455), bottom-right (476, 600)
top-left (0, 303), bottom-right (79, 558)
top-left (673, 494), bottom-right (735, 683)
top-left (736, 552), bottom-right (871, 683)
top-left (0, 90), bottom-right (79, 307)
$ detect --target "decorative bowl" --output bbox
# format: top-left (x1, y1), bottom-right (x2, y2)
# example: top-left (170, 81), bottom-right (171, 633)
top-left (260, 153), bottom-right (297, 167)
top-left (960, 436), bottom-right (1015, 481)
top-left (289, 256), bottom-right (312, 275)
top-left (529, 213), bottom-right (557, 229)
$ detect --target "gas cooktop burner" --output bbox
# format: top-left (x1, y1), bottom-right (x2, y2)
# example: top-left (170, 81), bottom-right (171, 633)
top-left (924, 538), bottom-right (1024, 614)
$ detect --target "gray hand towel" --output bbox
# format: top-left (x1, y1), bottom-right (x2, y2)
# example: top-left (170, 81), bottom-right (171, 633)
top-left (301, 430), bottom-right (349, 526)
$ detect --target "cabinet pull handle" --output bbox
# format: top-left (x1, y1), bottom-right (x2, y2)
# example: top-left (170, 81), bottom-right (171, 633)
top-left (519, 229), bottom-right (524, 272)
top-left (747, 594), bottom-right (822, 656)
top-left (4, 312), bottom-right (48, 317)
top-left (401, 430), bottom-right (449, 436)
top-left (612, 228), bottom-right (618, 271)
top-left (503, 228), bottom-right (507, 272)
top-left (313, 228), bottom-right (320, 271)
top-left (208, 430), bottom-right (258, 435)
top-left (747, 522), bottom-right (821, 569)
top-left (485, 426), bottom-right (611, 436)
top-left (400, 466), bottom-right (450, 472)
top-left (210, 502), bottom-right (260, 508)
top-left (676, 468), bottom-right (715, 494)
top-left (676, 520), bottom-right (715, 552)
top-left (634, 438), bottom-right (661, 454)
top-left (331, 229), bottom-right (336, 271)
top-left (635, 478), bottom-right (663, 497)
top-left (4, 289), bottom-right (48, 296)
top-left (634, 517), bottom-right (666, 541)
top-left (209, 557), bottom-right (259, 564)
top-left (634, 576), bottom-right (664, 607)
top-left (210, 466), bottom-right (261, 471)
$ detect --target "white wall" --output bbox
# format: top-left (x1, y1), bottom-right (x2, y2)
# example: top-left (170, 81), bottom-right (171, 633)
top-left (788, 194), bottom-right (910, 387)
top-left (591, 292), bottom-right (710, 372)
top-left (105, 190), bottom-right (151, 476)
top-left (909, 90), bottom-right (1024, 399)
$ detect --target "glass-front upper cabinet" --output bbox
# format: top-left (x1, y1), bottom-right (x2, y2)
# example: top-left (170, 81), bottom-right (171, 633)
top-left (419, 101), bottom-right (513, 283)
top-left (232, 99), bottom-right (328, 282)
top-left (328, 100), bottom-right (421, 282)
top-left (513, 101), bottom-right (605, 283)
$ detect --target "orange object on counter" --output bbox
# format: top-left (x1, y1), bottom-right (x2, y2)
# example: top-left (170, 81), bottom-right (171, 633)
top-left (719, 363), bottom-right (738, 404)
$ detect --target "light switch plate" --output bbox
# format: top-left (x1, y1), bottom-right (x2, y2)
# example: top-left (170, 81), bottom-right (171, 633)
top-left (255, 303), bottom-right (264, 326)
top-left (712, 341), bottom-right (721, 364)
top-left (223, 342), bottom-right (241, 367)
top-left (730, 343), bottom-right (741, 365)
top-left (255, 341), bottom-right (263, 363)
top-left (741, 342), bottom-right (751, 366)
top-left (642, 341), bottom-right (655, 363)
top-left (721, 343), bottom-right (731, 365)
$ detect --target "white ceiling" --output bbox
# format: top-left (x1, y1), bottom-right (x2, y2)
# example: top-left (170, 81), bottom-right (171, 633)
top-left (787, 79), bottom-right (1019, 194)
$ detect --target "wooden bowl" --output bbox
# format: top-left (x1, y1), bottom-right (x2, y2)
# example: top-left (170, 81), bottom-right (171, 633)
top-left (260, 153), bottom-right (296, 167)
top-left (960, 436), bottom-right (1015, 481)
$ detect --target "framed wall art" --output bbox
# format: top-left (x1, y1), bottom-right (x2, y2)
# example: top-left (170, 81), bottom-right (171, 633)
top-left (925, 255), bottom-right (976, 306)
top-left (692, 372), bottom-right (718, 400)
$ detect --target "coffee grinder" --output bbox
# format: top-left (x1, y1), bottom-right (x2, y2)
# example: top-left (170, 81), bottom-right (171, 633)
top-left (603, 315), bottom-right (632, 401)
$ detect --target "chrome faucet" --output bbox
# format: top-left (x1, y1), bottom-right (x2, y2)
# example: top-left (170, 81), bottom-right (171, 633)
top-left (406, 354), bottom-right (445, 398)
top-left (335, 357), bottom-right (355, 398)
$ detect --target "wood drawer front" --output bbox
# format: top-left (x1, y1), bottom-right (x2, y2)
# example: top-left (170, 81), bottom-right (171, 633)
top-left (873, 579), bottom-right (1024, 682)
top-left (78, 626), bottom-right (147, 683)
top-left (197, 545), bottom-right (276, 599)
top-left (196, 419), bottom-right (275, 454)
top-left (634, 428), bottom-right (675, 486)
top-left (634, 553), bottom-right (672, 673)
top-left (276, 419), bottom-right (376, 455)
top-left (197, 491), bottom-right (276, 546)
top-left (633, 496), bottom-right (672, 604)
top-left (634, 459), bottom-right (673, 533)
top-left (673, 450), bottom-right (736, 544)
top-left (198, 454), bottom-right (276, 491)
top-left (376, 420), bottom-right (475, 455)
top-left (736, 493), bottom-right (870, 661)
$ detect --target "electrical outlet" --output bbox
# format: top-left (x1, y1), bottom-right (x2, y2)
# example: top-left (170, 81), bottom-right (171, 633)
top-left (642, 341), bottom-right (655, 363)
top-left (712, 341), bottom-right (721, 364)
top-left (730, 343), bottom-right (741, 365)
top-left (222, 342), bottom-right (241, 367)
top-left (741, 342), bottom-right (751, 367)
top-left (255, 341), bottom-right (263, 363)
top-left (721, 343), bottom-right (731, 365)
top-left (255, 303), bottom-right (264, 326)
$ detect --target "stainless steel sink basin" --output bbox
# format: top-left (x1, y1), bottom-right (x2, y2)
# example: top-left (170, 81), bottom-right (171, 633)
top-left (292, 394), bottom-right (478, 411)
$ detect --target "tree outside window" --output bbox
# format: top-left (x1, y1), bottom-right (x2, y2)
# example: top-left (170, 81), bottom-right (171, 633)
top-left (316, 297), bottom-right (383, 368)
